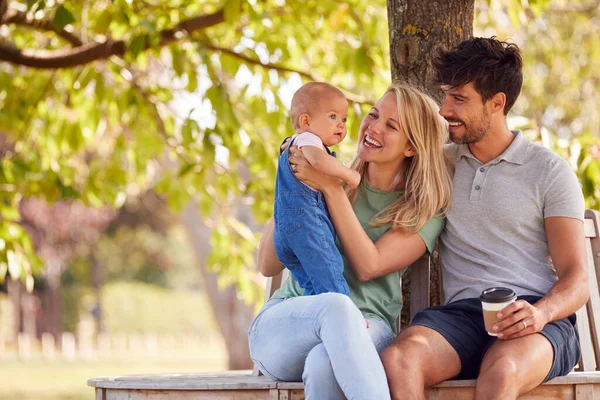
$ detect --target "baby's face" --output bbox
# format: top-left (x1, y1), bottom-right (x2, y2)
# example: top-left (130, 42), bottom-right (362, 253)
top-left (308, 96), bottom-right (348, 147)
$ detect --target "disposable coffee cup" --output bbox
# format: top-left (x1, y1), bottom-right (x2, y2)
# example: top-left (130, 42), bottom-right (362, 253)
top-left (480, 287), bottom-right (517, 336)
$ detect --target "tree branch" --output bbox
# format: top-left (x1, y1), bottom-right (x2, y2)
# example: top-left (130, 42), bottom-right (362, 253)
top-left (0, 9), bottom-right (224, 69)
top-left (3, 10), bottom-right (83, 46)
top-left (201, 42), bottom-right (374, 105)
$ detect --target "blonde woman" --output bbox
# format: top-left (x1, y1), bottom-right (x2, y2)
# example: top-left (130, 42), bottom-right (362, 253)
top-left (249, 83), bottom-right (453, 400)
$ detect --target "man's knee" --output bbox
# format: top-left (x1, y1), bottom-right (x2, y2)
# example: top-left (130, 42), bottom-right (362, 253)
top-left (479, 355), bottom-right (519, 384)
top-left (381, 331), bottom-right (428, 376)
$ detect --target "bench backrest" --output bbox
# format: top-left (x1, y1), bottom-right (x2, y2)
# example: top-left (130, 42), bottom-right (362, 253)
top-left (257, 209), bottom-right (600, 373)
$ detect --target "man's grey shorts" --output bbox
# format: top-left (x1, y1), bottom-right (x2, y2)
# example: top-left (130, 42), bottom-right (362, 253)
top-left (410, 296), bottom-right (580, 381)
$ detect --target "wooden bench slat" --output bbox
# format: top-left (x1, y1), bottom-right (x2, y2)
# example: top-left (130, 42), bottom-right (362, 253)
top-left (586, 218), bottom-right (597, 238)
top-left (410, 256), bottom-right (431, 319)
top-left (101, 388), bottom-right (278, 399)
top-left (575, 383), bottom-right (595, 400)
top-left (585, 238), bottom-right (600, 371)
top-left (586, 211), bottom-right (600, 289)
top-left (89, 372), bottom-right (278, 390)
top-left (577, 304), bottom-right (596, 372)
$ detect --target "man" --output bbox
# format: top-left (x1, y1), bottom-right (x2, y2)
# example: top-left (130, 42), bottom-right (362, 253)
top-left (382, 37), bottom-right (588, 400)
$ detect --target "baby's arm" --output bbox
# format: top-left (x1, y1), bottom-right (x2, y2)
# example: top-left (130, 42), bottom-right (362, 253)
top-left (301, 146), bottom-right (361, 189)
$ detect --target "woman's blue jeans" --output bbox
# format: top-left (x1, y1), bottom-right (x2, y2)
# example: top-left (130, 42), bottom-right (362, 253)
top-left (248, 293), bottom-right (393, 400)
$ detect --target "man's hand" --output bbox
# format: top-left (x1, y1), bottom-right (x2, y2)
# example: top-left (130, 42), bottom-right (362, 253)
top-left (492, 300), bottom-right (550, 339)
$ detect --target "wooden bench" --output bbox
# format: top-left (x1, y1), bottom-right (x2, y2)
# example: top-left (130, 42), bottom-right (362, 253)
top-left (89, 210), bottom-right (600, 399)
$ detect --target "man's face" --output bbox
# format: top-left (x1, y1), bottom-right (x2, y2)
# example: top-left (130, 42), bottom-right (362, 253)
top-left (439, 82), bottom-right (491, 145)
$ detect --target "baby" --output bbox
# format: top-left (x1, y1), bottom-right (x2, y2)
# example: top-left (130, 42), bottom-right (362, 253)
top-left (273, 82), bottom-right (360, 296)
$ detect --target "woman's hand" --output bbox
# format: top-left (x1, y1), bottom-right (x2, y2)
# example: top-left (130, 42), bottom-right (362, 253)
top-left (289, 147), bottom-right (341, 193)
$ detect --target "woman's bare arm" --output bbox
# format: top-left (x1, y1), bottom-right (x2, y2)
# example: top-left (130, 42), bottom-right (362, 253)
top-left (289, 148), bottom-right (427, 281)
top-left (257, 218), bottom-right (285, 277)
top-left (323, 185), bottom-right (427, 281)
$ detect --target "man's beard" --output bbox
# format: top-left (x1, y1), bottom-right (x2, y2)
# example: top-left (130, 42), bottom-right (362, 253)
top-left (449, 108), bottom-right (491, 145)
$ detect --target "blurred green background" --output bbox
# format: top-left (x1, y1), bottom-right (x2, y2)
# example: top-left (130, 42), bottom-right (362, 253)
top-left (1, 0), bottom-right (600, 398)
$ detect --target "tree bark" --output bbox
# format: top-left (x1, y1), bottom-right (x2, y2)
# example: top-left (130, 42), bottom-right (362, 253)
top-left (7, 280), bottom-right (22, 344)
top-left (387, 0), bottom-right (474, 326)
top-left (180, 203), bottom-right (255, 370)
top-left (0, 10), bottom-right (224, 68)
top-left (387, 0), bottom-right (474, 98)
top-left (45, 280), bottom-right (64, 344)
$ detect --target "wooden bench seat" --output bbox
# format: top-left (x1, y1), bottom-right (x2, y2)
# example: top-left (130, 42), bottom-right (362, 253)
top-left (89, 371), bottom-right (600, 399)
top-left (89, 210), bottom-right (600, 399)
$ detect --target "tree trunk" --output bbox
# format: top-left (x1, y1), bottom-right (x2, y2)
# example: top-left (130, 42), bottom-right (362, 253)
top-left (45, 280), bottom-right (64, 344)
top-left (90, 253), bottom-right (105, 333)
top-left (387, 0), bottom-right (474, 326)
top-left (7, 279), bottom-right (22, 344)
top-left (180, 202), bottom-right (255, 370)
top-left (387, 0), bottom-right (474, 94)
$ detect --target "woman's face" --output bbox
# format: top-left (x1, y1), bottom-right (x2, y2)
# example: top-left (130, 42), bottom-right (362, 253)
top-left (357, 92), bottom-right (415, 165)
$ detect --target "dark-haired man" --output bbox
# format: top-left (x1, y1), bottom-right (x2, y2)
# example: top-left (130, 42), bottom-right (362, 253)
top-left (382, 37), bottom-right (588, 400)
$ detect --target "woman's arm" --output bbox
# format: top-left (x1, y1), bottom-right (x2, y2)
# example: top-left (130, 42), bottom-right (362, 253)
top-left (290, 149), bottom-right (427, 281)
top-left (324, 185), bottom-right (427, 281)
top-left (257, 218), bottom-right (285, 277)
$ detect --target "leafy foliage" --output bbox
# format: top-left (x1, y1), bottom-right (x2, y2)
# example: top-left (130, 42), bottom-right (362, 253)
top-left (0, 0), bottom-right (389, 299)
top-left (477, 0), bottom-right (600, 208)
top-left (2, 0), bottom-right (599, 302)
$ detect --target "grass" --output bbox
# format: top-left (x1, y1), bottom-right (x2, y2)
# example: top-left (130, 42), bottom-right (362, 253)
top-left (0, 357), bottom-right (227, 400)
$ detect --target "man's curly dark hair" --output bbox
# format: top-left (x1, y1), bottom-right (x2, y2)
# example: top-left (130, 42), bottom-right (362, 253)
top-left (432, 37), bottom-right (523, 115)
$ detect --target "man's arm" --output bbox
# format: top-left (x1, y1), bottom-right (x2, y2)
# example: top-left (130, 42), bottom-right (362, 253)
top-left (301, 146), bottom-right (360, 188)
top-left (535, 217), bottom-right (589, 321)
top-left (494, 216), bottom-right (588, 339)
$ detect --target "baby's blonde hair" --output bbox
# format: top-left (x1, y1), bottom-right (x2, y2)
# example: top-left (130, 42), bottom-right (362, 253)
top-left (345, 83), bottom-right (453, 231)
top-left (290, 82), bottom-right (346, 131)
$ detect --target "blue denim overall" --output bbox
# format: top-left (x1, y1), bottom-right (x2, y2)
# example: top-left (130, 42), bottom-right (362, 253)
top-left (273, 138), bottom-right (350, 296)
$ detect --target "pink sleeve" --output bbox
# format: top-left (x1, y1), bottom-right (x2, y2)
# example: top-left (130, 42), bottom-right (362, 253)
top-left (294, 132), bottom-right (323, 149)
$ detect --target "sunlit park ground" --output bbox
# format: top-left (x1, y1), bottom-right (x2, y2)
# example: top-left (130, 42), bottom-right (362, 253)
top-left (0, 356), bottom-right (226, 400)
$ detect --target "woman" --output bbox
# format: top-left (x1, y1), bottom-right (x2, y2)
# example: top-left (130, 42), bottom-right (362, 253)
top-left (249, 83), bottom-right (453, 399)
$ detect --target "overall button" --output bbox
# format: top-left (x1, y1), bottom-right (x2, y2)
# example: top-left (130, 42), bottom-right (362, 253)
top-left (479, 167), bottom-right (485, 172)
top-left (475, 185), bottom-right (481, 190)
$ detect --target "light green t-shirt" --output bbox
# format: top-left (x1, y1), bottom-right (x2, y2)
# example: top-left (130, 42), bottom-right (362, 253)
top-left (271, 182), bottom-right (445, 334)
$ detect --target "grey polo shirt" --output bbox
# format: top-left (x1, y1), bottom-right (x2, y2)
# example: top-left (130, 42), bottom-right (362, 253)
top-left (440, 131), bottom-right (585, 304)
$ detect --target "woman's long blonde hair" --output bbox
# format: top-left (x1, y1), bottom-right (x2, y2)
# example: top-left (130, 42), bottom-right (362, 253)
top-left (345, 82), bottom-right (453, 232)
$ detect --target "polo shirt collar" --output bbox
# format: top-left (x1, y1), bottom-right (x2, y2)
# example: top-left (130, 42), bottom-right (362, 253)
top-left (455, 130), bottom-right (528, 165)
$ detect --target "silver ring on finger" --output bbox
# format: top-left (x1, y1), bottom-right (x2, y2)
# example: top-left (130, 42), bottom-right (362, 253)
top-left (292, 164), bottom-right (298, 173)
top-left (522, 320), bottom-right (527, 329)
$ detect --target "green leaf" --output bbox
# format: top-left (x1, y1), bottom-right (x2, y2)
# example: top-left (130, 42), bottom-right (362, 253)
top-left (32, 0), bottom-right (46, 13)
top-left (187, 67), bottom-right (198, 92)
top-left (224, 0), bottom-right (242, 23)
top-left (178, 163), bottom-right (195, 177)
top-left (93, 9), bottom-right (113, 33)
top-left (130, 35), bottom-right (147, 60)
top-left (172, 48), bottom-right (186, 77)
top-left (53, 5), bottom-right (75, 30)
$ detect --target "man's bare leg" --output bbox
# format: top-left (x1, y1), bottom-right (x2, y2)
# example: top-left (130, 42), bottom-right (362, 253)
top-left (381, 325), bottom-right (462, 400)
top-left (475, 334), bottom-right (553, 400)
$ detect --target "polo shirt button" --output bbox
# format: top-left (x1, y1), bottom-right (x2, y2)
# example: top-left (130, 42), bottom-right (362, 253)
top-left (475, 185), bottom-right (481, 190)
top-left (479, 167), bottom-right (485, 172)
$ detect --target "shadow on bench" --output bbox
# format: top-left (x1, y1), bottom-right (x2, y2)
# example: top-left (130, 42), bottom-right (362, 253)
top-left (89, 210), bottom-right (600, 399)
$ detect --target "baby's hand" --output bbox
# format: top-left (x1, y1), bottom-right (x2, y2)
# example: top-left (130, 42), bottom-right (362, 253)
top-left (346, 170), bottom-right (361, 189)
